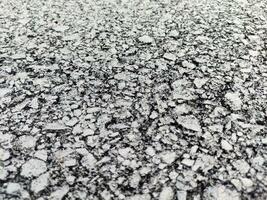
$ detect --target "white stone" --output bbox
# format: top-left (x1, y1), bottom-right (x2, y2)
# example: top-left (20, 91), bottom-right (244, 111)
top-left (225, 92), bottom-right (242, 111)
top-left (194, 78), bottom-right (208, 88)
top-left (252, 156), bottom-right (264, 166)
top-left (130, 172), bottom-right (141, 188)
top-left (0, 166), bottom-right (8, 180)
top-left (0, 88), bottom-right (11, 98)
top-left (6, 183), bottom-right (21, 194)
top-left (63, 34), bottom-right (79, 41)
top-left (30, 97), bottom-right (39, 109)
top-left (11, 53), bottom-right (26, 60)
top-left (159, 187), bottom-right (174, 200)
top-left (53, 25), bottom-right (69, 32)
top-left (21, 159), bottom-right (47, 177)
top-left (182, 159), bottom-right (195, 167)
top-left (138, 35), bottom-right (154, 44)
top-left (34, 150), bottom-right (48, 161)
top-left (169, 30), bottom-right (179, 37)
top-left (31, 173), bottom-right (49, 193)
top-left (72, 124), bottom-right (82, 134)
top-left (203, 185), bottom-right (240, 200)
top-left (163, 53), bottom-right (176, 61)
top-left (81, 153), bottom-right (97, 169)
top-left (231, 179), bottom-right (242, 191)
top-left (182, 60), bottom-right (196, 69)
top-left (87, 107), bottom-right (101, 114)
top-left (100, 190), bottom-right (112, 200)
top-left (50, 186), bottom-right (69, 200)
top-left (150, 111), bottom-right (158, 119)
top-left (192, 154), bottom-right (215, 173)
top-left (17, 135), bottom-right (36, 149)
top-left (0, 148), bottom-right (10, 160)
top-left (176, 115), bottom-right (202, 132)
top-left (174, 104), bottom-right (192, 115)
top-left (64, 158), bottom-right (77, 167)
top-left (232, 160), bottom-right (250, 174)
top-left (66, 175), bottom-right (75, 185)
top-left (145, 146), bottom-right (156, 156)
top-left (240, 178), bottom-right (253, 190)
top-left (65, 118), bottom-right (79, 127)
top-left (177, 190), bottom-right (187, 200)
top-left (161, 151), bottom-right (176, 164)
top-left (129, 194), bottom-right (151, 200)
top-left (190, 145), bottom-right (198, 154)
top-left (221, 140), bottom-right (233, 151)
top-left (118, 147), bottom-right (132, 158)
top-left (44, 122), bottom-right (68, 130)
top-left (262, 138), bottom-right (267, 145)
top-left (83, 128), bottom-right (94, 136)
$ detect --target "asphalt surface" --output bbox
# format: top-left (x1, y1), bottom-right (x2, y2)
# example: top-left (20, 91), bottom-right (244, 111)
top-left (0, 0), bottom-right (267, 199)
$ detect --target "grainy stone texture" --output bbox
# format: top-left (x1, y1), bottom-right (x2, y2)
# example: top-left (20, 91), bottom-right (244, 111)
top-left (0, 0), bottom-right (267, 199)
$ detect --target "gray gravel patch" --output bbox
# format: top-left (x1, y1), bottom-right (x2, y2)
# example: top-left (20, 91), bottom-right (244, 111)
top-left (0, 0), bottom-right (267, 199)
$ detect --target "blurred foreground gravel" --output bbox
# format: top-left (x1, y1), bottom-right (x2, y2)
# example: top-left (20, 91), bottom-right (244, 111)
top-left (0, 0), bottom-right (267, 199)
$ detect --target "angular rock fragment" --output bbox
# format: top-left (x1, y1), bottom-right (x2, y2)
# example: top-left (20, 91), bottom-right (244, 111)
top-left (145, 146), bottom-right (156, 156)
top-left (129, 194), bottom-right (151, 200)
top-left (0, 166), bottom-right (8, 180)
top-left (6, 183), bottom-right (21, 194)
top-left (174, 104), bottom-right (192, 115)
top-left (0, 88), bottom-right (11, 98)
top-left (159, 187), bottom-right (174, 200)
top-left (192, 154), bottom-right (215, 172)
top-left (225, 92), bottom-right (242, 111)
top-left (203, 185), bottom-right (240, 200)
top-left (221, 140), bottom-right (233, 151)
top-left (262, 138), bottom-right (267, 145)
top-left (43, 122), bottom-right (69, 131)
top-left (181, 159), bottom-right (195, 167)
top-left (65, 118), bottom-right (79, 127)
top-left (52, 25), bottom-right (69, 32)
top-left (169, 30), bottom-right (179, 37)
top-left (163, 53), bottom-right (176, 61)
top-left (17, 135), bottom-right (36, 149)
top-left (30, 97), bottom-right (39, 109)
top-left (0, 148), bottom-right (10, 160)
top-left (11, 53), bottom-right (26, 60)
top-left (64, 158), bottom-right (77, 167)
top-left (83, 128), bottom-right (95, 136)
top-left (118, 147), bottom-right (133, 158)
top-left (63, 34), bottom-right (79, 41)
top-left (34, 150), bottom-right (48, 161)
top-left (81, 153), bottom-right (97, 169)
top-left (176, 170), bottom-right (199, 191)
top-left (177, 190), bottom-right (187, 200)
top-left (87, 107), bottom-right (101, 114)
top-left (182, 60), bottom-right (196, 69)
top-left (49, 185), bottom-right (69, 200)
top-left (231, 179), bottom-right (242, 191)
top-left (161, 151), bottom-right (176, 164)
top-left (232, 160), bottom-right (250, 174)
top-left (176, 115), bottom-right (202, 132)
top-left (21, 159), bottom-right (47, 178)
top-left (138, 35), bottom-right (154, 44)
top-left (130, 172), bottom-right (141, 188)
top-left (31, 173), bottom-right (49, 194)
top-left (240, 178), bottom-right (253, 191)
top-left (193, 78), bottom-right (208, 88)
top-left (114, 72), bottom-right (129, 80)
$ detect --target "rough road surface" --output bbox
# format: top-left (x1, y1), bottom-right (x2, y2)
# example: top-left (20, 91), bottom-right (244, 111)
top-left (0, 0), bottom-right (267, 199)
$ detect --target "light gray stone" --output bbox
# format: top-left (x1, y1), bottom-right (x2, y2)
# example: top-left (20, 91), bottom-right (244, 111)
top-left (21, 159), bottom-right (47, 177)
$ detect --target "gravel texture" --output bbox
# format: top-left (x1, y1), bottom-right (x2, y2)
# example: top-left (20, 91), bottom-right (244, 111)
top-left (0, 0), bottom-right (267, 199)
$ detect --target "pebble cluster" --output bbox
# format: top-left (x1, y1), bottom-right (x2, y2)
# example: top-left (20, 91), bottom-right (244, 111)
top-left (0, 0), bottom-right (267, 199)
